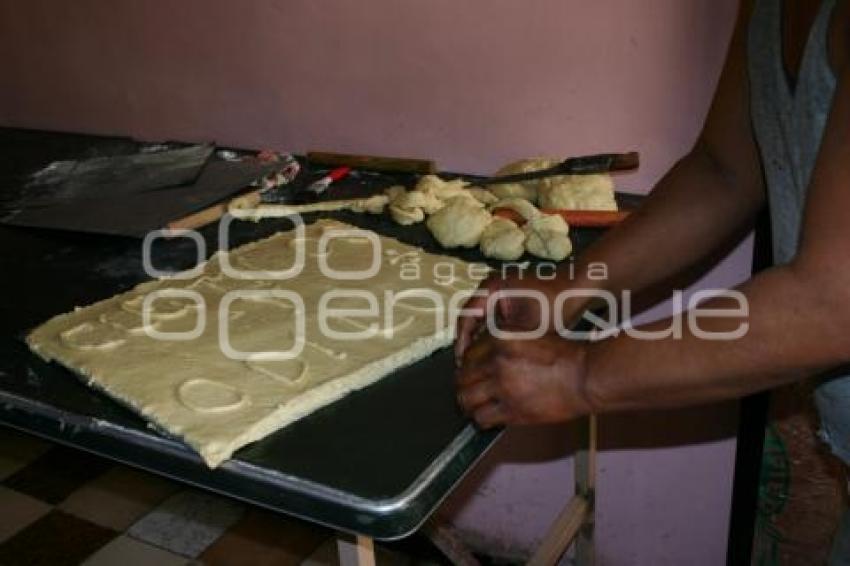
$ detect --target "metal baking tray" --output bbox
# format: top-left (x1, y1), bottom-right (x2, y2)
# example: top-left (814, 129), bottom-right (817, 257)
top-left (0, 128), bottom-right (641, 539)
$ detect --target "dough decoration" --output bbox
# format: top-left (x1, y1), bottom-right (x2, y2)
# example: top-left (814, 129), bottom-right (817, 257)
top-left (382, 164), bottom-right (591, 262)
top-left (178, 379), bottom-right (249, 414)
top-left (98, 310), bottom-right (156, 335)
top-left (27, 220), bottom-right (487, 467)
top-left (479, 218), bottom-right (526, 261)
top-left (60, 322), bottom-right (126, 351)
top-left (229, 195), bottom-right (389, 221)
top-left (523, 214), bottom-right (572, 261)
top-left (245, 359), bottom-right (309, 386)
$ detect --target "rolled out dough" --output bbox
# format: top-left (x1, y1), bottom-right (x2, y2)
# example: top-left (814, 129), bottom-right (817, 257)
top-left (27, 220), bottom-right (488, 467)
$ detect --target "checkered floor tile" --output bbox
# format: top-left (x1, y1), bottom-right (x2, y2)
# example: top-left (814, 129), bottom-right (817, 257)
top-left (0, 426), bottom-right (444, 565)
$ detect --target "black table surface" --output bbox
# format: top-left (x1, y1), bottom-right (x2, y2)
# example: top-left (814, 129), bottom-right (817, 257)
top-left (0, 127), bottom-right (638, 540)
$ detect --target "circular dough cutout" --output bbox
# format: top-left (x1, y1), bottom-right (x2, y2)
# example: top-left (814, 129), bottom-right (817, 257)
top-left (177, 379), bottom-right (248, 414)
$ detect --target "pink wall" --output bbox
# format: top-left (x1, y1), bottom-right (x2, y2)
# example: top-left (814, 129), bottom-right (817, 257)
top-left (1, 0), bottom-right (746, 562)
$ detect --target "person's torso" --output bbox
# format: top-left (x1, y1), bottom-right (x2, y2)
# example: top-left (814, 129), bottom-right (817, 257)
top-left (748, 0), bottom-right (838, 264)
top-left (748, 0), bottom-right (850, 464)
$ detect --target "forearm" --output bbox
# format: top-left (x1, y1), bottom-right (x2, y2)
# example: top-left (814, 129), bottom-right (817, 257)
top-left (569, 144), bottom-right (761, 298)
top-left (582, 263), bottom-right (850, 412)
top-left (553, 0), bottom-right (760, 321)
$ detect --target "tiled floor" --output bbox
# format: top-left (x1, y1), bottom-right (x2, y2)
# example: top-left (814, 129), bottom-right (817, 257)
top-left (0, 426), bottom-right (443, 565)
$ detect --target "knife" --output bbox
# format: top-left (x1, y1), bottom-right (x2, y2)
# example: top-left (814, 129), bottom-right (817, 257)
top-left (475, 152), bottom-right (639, 185)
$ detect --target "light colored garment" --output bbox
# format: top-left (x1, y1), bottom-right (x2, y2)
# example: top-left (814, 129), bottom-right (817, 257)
top-left (748, 0), bottom-right (850, 463)
top-left (748, 1), bottom-right (850, 561)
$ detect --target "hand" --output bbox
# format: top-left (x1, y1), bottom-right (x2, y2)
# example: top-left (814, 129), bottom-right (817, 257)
top-left (455, 332), bottom-right (592, 428)
top-left (455, 273), bottom-right (569, 365)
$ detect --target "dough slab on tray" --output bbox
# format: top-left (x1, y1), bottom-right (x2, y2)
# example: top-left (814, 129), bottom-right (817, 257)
top-left (27, 220), bottom-right (488, 467)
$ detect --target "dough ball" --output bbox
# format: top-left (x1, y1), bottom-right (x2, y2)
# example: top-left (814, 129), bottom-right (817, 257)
top-left (487, 157), bottom-right (560, 202)
top-left (390, 204), bottom-right (425, 225)
top-left (480, 218), bottom-right (526, 261)
top-left (386, 185), bottom-right (442, 225)
top-left (489, 183), bottom-right (538, 202)
top-left (415, 175), bottom-right (469, 200)
top-left (395, 190), bottom-right (444, 214)
top-left (523, 214), bottom-right (572, 261)
top-left (384, 185), bottom-right (407, 201)
top-left (442, 194), bottom-right (485, 209)
top-left (490, 197), bottom-right (542, 221)
top-left (466, 187), bottom-right (499, 205)
top-left (538, 174), bottom-right (617, 211)
top-left (426, 198), bottom-right (492, 248)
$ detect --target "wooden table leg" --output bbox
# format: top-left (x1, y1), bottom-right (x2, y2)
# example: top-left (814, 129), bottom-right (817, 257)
top-left (528, 414), bottom-right (597, 566)
top-left (575, 414), bottom-right (597, 566)
top-left (337, 534), bottom-right (376, 566)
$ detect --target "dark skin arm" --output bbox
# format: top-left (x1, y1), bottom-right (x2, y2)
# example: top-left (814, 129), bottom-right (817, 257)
top-left (455, 1), bottom-right (763, 360)
top-left (456, 4), bottom-right (850, 427)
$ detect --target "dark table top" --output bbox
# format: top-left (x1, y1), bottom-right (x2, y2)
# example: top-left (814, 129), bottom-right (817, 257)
top-left (0, 127), bottom-right (638, 539)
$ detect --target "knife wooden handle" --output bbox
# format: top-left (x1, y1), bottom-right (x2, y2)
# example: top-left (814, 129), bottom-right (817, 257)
top-left (609, 151), bottom-right (640, 171)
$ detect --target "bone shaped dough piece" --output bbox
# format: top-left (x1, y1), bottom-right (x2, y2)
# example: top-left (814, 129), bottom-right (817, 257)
top-left (490, 197), bottom-right (542, 221)
top-left (229, 195), bottom-right (389, 221)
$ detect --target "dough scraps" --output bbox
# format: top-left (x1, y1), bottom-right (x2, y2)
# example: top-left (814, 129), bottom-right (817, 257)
top-left (27, 220), bottom-right (488, 467)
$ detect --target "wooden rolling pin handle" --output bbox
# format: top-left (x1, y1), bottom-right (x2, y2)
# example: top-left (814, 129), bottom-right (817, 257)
top-left (306, 151), bottom-right (437, 174)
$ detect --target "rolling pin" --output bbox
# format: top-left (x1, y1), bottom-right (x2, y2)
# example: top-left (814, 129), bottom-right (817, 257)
top-left (306, 151), bottom-right (437, 174)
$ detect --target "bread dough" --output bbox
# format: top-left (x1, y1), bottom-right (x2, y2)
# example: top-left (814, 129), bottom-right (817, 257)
top-left (230, 195), bottom-right (389, 221)
top-left (27, 220), bottom-right (487, 467)
top-left (523, 214), bottom-right (572, 261)
top-left (415, 175), bottom-right (470, 201)
top-left (538, 173), bottom-right (617, 211)
top-left (480, 218), bottom-right (526, 261)
top-left (386, 176), bottom-right (498, 228)
top-left (384, 185), bottom-right (407, 201)
top-left (389, 203), bottom-right (425, 225)
top-left (466, 187), bottom-right (499, 205)
top-left (426, 198), bottom-right (493, 248)
top-left (487, 157), bottom-right (557, 201)
top-left (393, 189), bottom-right (443, 215)
top-left (488, 157), bottom-right (618, 211)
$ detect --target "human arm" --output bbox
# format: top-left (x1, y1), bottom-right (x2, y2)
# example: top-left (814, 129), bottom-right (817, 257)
top-left (455, 1), bottom-right (763, 360)
top-left (457, 39), bottom-right (850, 426)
